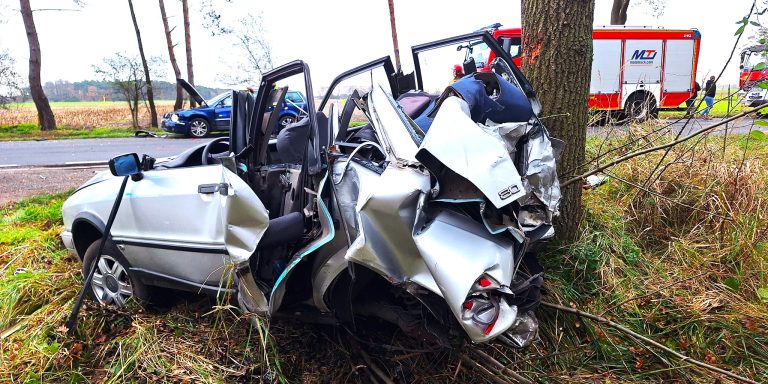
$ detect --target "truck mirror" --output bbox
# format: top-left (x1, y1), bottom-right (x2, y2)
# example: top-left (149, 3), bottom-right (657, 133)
top-left (463, 57), bottom-right (478, 75)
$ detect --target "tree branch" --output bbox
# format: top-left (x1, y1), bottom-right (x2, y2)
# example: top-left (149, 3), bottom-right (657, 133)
top-left (541, 301), bottom-right (759, 384)
top-left (562, 107), bottom-right (764, 188)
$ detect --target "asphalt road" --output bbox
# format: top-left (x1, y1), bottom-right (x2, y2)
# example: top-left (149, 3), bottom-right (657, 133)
top-left (0, 136), bottom-right (214, 167)
top-left (0, 117), bottom-right (762, 167)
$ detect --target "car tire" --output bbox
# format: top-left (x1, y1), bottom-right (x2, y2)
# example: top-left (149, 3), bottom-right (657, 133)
top-left (189, 118), bottom-right (211, 138)
top-left (82, 239), bottom-right (150, 308)
top-left (279, 115), bottom-right (296, 129)
top-left (624, 93), bottom-right (657, 123)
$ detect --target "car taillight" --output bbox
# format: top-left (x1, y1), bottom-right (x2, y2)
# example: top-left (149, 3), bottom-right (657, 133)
top-left (472, 274), bottom-right (499, 291)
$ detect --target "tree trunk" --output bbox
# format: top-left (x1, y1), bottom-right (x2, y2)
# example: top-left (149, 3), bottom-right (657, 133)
top-left (521, 0), bottom-right (594, 241)
top-left (159, 0), bottom-right (183, 111)
top-left (19, 0), bottom-right (56, 131)
top-left (387, 0), bottom-right (401, 73)
top-left (610, 0), bottom-right (630, 25)
top-left (128, 0), bottom-right (157, 128)
top-left (182, 0), bottom-right (195, 108)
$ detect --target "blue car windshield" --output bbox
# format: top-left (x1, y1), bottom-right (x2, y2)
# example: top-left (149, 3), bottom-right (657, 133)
top-left (206, 92), bottom-right (230, 106)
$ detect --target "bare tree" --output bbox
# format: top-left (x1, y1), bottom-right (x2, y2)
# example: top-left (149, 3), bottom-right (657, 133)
top-left (218, 14), bottom-right (273, 86)
top-left (94, 53), bottom-right (163, 129)
top-left (0, 50), bottom-right (22, 107)
top-left (127, 0), bottom-right (158, 127)
top-left (19, 0), bottom-right (55, 130)
top-left (158, 0), bottom-right (183, 111)
top-left (182, 0), bottom-right (195, 107)
top-left (522, 0), bottom-right (595, 241)
top-left (611, 0), bottom-right (666, 25)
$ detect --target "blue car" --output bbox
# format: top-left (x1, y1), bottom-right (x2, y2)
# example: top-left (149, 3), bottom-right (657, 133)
top-left (162, 79), bottom-right (308, 138)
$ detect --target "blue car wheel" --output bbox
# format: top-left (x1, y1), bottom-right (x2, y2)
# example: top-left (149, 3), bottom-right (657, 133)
top-left (279, 115), bottom-right (296, 129)
top-left (189, 118), bottom-right (210, 138)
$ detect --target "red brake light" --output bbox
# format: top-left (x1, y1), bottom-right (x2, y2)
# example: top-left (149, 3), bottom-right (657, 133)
top-left (478, 277), bottom-right (492, 287)
top-left (484, 319), bottom-right (497, 335)
top-left (463, 301), bottom-right (474, 310)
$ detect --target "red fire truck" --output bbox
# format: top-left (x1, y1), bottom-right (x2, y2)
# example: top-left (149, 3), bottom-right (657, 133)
top-left (739, 44), bottom-right (768, 106)
top-left (468, 26), bottom-right (701, 121)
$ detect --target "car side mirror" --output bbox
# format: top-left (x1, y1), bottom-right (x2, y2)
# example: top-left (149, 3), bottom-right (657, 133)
top-left (109, 153), bottom-right (142, 178)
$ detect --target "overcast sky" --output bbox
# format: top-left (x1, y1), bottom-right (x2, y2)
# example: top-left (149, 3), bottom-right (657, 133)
top-left (0, 0), bottom-right (760, 91)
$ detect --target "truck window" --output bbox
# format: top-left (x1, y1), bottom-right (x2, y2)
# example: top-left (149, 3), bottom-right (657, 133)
top-left (461, 41), bottom-right (492, 68)
top-left (745, 51), bottom-right (767, 70)
top-left (499, 37), bottom-right (522, 58)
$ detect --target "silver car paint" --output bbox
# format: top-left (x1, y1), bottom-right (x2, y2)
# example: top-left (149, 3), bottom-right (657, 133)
top-left (63, 164), bottom-right (268, 285)
top-left (417, 96), bottom-right (526, 208)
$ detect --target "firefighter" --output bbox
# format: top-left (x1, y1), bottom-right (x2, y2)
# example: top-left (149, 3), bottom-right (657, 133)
top-left (450, 64), bottom-right (464, 85)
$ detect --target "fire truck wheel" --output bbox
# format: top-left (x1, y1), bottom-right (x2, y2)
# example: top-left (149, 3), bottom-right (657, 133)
top-left (625, 93), bottom-right (657, 123)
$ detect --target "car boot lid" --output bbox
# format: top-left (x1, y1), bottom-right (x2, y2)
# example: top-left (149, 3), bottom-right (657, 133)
top-left (177, 78), bottom-right (208, 107)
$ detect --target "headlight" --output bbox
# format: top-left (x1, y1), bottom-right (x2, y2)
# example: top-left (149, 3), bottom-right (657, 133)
top-left (170, 113), bottom-right (179, 123)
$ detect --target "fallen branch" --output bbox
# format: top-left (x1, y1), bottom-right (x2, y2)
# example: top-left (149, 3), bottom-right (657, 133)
top-left (459, 355), bottom-right (516, 384)
top-left (562, 106), bottom-right (765, 188)
top-left (541, 301), bottom-right (758, 384)
top-left (349, 338), bottom-right (394, 384)
top-left (1, 245), bottom-right (29, 273)
top-left (470, 348), bottom-right (533, 384)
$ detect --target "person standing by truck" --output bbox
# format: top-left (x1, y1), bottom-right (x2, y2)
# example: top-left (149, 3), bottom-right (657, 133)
top-left (702, 76), bottom-right (716, 119)
top-left (685, 81), bottom-right (701, 117)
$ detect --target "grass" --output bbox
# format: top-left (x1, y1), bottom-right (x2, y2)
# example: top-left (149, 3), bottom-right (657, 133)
top-left (0, 123), bottom-right (167, 141)
top-left (7, 100), bottom-right (177, 108)
top-left (661, 90), bottom-right (744, 119)
top-left (1, 128), bottom-right (767, 382)
top-left (0, 101), bottom-right (176, 141)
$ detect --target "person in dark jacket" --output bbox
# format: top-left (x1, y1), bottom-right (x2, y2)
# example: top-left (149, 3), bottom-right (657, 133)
top-left (702, 76), bottom-right (716, 119)
top-left (685, 81), bottom-right (701, 117)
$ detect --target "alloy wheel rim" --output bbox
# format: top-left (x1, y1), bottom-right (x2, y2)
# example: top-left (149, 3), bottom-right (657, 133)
top-left (191, 120), bottom-right (208, 136)
top-left (280, 116), bottom-right (295, 127)
top-left (91, 255), bottom-right (133, 307)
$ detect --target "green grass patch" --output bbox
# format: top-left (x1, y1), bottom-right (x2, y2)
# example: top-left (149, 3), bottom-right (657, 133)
top-left (0, 124), bottom-right (168, 141)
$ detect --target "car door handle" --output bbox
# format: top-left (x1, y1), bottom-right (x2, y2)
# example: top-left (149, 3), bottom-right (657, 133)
top-left (198, 183), bottom-right (229, 195)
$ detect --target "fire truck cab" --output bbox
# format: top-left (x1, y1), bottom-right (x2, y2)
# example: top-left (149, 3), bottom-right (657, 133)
top-left (468, 26), bottom-right (701, 121)
top-left (739, 45), bottom-right (768, 106)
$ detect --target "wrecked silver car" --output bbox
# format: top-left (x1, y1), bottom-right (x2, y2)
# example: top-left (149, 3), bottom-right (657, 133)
top-left (60, 32), bottom-right (560, 345)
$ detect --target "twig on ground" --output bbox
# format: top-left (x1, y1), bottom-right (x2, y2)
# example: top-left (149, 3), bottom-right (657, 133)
top-left (349, 338), bottom-right (394, 384)
top-left (1, 245), bottom-right (30, 273)
top-left (470, 348), bottom-right (533, 384)
top-left (541, 301), bottom-right (759, 384)
top-left (459, 355), bottom-right (515, 384)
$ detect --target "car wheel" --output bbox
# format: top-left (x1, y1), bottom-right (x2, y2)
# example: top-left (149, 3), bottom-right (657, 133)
top-left (189, 118), bottom-right (210, 138)
top-left (82, 239), bottom-right (150, 308)
top-left (279, 115), bottom-right (296, 128)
